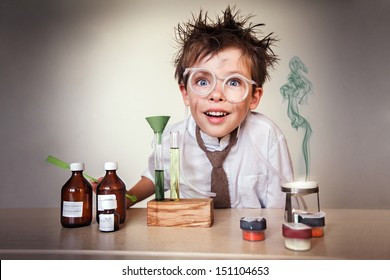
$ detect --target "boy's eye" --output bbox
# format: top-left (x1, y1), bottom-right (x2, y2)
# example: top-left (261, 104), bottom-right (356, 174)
top-left (226, 78), bottom-right (243, 87)
top-left (196, 78), bottom-right (210, 87)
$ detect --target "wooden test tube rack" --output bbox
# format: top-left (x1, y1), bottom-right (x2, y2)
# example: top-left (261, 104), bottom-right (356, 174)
top-left (147, 198), bottom-right (214, 227)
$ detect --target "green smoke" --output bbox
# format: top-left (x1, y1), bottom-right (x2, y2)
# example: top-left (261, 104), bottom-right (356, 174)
top-left (280, 56), bottom-right (313, 181)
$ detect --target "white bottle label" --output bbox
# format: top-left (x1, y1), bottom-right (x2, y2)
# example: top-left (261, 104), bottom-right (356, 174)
top-left (62, 201), bottom-right (83, 217)
top-left (99, 213), bottom-right (114, 231)
top-left (98, 194), bottom-right (116, 211)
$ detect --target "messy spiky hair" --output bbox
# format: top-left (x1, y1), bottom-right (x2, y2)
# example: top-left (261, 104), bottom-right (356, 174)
top-left (173, 6), bottom-right (278, 88)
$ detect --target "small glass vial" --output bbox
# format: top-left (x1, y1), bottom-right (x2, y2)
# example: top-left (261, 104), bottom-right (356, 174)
top-left (240, 217), bottom-right (267, 241)
top-left (61, 162), bottom-right (92, 228)
top-left (99, 198), bottom-right (120, 232)
top-left (298, 211), bottom-right (326, 237)
top-left (282, 223), bottom-right (312, 251)
top-left (96, 162), bottom-right (126, 224)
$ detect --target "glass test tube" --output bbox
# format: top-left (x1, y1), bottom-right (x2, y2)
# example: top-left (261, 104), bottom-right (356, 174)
top-left (170, 131), bottom-right (180, 201)
top-left (154, 131), bottom-right (165, 201)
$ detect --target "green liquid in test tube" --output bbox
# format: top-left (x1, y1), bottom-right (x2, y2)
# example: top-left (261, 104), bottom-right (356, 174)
top-left (154, 170), bottom-right (165, 200)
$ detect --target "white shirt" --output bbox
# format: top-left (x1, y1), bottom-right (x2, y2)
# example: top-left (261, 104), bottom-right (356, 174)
top-left (142, 111), bottom-right (294, 208)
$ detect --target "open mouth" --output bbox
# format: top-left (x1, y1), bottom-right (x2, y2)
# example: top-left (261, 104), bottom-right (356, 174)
top-left (204, 111), bottom-right (229, 117)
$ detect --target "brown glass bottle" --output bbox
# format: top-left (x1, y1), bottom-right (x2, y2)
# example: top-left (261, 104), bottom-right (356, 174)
top-left (61, 162), bottom-right (92, 228)
top-left (96, 162), bottom-right (126, 224)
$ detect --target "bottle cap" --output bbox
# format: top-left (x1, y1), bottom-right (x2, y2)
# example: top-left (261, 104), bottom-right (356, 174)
top-left (170, 131), bottom-right (179, 148)
top-left (104, 162), bottom-right (118, 170)
top-left (101, 198), bottom-right (117, 210)
top-left (70, 162), bottom-right (84, 171)
top-left (240, 217), bottom-right (267, 231)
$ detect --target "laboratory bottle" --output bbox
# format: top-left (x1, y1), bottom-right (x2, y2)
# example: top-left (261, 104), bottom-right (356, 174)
top-left (96, 162), bottom-right (126, 224)
top-left (99, 197), bottom-right (120, 232)
top-left (61, 162), bottom-right (93, 228)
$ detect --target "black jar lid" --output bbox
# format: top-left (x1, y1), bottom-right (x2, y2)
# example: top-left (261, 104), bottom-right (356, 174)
top-left (240, 217), bottom-right (267, 231)
top-left (298, 212), bottom-right (326, 227)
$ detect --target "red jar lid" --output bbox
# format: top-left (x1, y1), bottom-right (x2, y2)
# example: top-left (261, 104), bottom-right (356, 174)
top-left (282, 223), bottom-right (312, 239)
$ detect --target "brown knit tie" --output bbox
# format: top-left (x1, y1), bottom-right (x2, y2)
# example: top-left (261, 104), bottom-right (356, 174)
top-left (195, 126), bottom-right (238, 208)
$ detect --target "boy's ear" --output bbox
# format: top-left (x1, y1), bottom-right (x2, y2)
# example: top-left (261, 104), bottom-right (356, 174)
top-left (249, 87), bottom-right (263, 110)
top-left (180, 83), bottom-right (190, 106)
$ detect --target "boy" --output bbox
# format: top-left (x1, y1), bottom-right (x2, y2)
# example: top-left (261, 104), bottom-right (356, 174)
top-left (100, 6), bottom-right (293, 208)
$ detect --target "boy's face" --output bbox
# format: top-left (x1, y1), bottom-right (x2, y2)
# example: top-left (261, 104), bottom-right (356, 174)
top-left (180, 47), bottom-right (262, 138)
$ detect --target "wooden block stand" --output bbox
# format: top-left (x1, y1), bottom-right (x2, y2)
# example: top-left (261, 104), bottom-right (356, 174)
top-left (147, 198), bottom-right (214, 227)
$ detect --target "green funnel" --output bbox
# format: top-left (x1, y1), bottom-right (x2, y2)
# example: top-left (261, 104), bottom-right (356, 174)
top-left (146, 116), bottom-right (170, 133)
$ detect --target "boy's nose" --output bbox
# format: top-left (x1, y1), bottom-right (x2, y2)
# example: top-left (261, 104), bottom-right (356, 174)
top-left (208, 82), bottom-right (226, 102)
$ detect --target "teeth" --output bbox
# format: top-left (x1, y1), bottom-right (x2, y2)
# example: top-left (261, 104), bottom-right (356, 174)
top-left (205, 111), bottom-right (228, 117)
